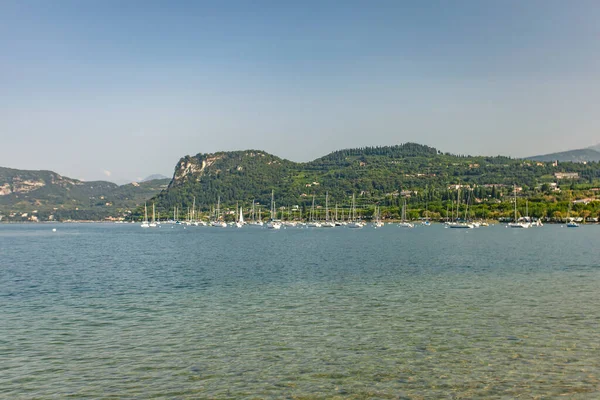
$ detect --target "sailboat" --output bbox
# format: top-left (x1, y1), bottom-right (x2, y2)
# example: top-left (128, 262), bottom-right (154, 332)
top-left (398, 199), bottom-right (414, 228)
top-left (347, 194), bottom-right (364, 228)
top-left (322, 192), bottom-right (335, 227)
top-left (566, 198), bottom-right (579, 227)
top-left (445, 200), bottom-right (456, 227)
top-left (256, 205), bottom-right (263, 226)
top-left (250, 200), bottom-right (263, 226)
top-left (373, 206), bottom-right (384, 228)
top-left (422, 188), bottom-right (431, 226)
top-left (450, 187), bottom-right (474, 228)
top-left (149, 203), bottom-right (157, 227)
top-left (334, 203), bottom-right (342, 226)
top-left (190, 197), bottom-right (199, 226)
top-left (307, 193), bottom-right (321, 227)
top-left (211, 196), bottom-right (227, 227)
top-left (266, 190), bottom-right (282, 229)
top-left (421, 199), bottom-right (431, 226)
top-left (236, 206), bottom-right (244, 228)
top-left (194, 198), bottom-right (207, 226)
top-left (282, 204), bottom-right (297, 227)
top-left (140, 202), bottom-right (150, 228)
top-left (508, 185), bottom-right (530, 228)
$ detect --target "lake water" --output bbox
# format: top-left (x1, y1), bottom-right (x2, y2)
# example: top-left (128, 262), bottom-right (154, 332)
top-left (1, 223), bottom-right (599, 398)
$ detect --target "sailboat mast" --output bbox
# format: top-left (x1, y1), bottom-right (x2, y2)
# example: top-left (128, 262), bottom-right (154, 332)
top-left (270, 190), bottom-right (275, 220)
top-left (457, 187), bottom-right (460, 221)
top-left (325, 192), bottom-right (329, 222)
top-left (514, 185), bottom-right (517, 222)
top-left (217, 196), bottom-right (221, 220)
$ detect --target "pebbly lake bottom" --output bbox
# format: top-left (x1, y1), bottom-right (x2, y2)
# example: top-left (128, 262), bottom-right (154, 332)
top-left (1, 223), bottom-right (599, 398)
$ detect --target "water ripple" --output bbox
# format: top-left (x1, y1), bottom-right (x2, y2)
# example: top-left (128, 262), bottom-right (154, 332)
top-left (1, 223), bottom-right (599, 398)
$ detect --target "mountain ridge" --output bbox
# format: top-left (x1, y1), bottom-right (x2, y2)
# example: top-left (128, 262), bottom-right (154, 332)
top-left (153, 142), bottom-right (600, 213)
top-left (0, 166), bottom-right (169, 221)
top-left (141, 174), bottom-right (169, 182)
top-left (3, 142), bottom-right (600, 221)
top-left (527, 145), bottom-right (600, 163)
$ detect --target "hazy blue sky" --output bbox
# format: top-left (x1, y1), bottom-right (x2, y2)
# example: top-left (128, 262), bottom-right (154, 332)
top-left (1, 1), bottom-right (599, 182)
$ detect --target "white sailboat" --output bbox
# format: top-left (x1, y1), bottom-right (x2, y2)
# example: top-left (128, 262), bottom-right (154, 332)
top-left (236, 205), bottom-right (244, 228)
top-left (250, 200), bottom-right (263, 226)
top-left (211, 196), bottom-right (227, 228)
top-left (282, 205), bottom-right (297, 227)
top-left (321, 192), bottom-right (335, 227)
top-left (450, 187), bottom-right (474, 229)
top-left (307, 193), bottom-right (322, 228)
top-left (191, 197), bottom-right (199, 226)
top-left (266, 190), bottom-right (282, 229)
top-left (508, 185), bottom-right (530, 228)
top-left (347, 193), bottom-right (364, 228)
top-left (373, 206), bottom-right (384, 228)
top-left (334, 203), bottom-right (343, 226)
top-left (140, 202), bottom-right (150, 228)
top-left (256, 205), bottom-right (264, 226)
top-left (398, 199), bottom-right (414, 228)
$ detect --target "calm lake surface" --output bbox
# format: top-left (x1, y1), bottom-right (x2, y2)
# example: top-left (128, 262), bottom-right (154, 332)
top-left (1, 223), bottom-right (599, 399)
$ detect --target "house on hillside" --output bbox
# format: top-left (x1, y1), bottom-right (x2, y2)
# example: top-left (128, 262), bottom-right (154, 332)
top-left (554, 172), bottom-right (579, 179)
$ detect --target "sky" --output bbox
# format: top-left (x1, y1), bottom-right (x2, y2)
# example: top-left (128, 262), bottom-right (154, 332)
top-left (1, 0), bottom-right (600, 183)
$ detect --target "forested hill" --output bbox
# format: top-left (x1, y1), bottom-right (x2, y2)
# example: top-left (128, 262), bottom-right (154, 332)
top-left (153, 143), bottom-right (600, 212)
top-left (0, 167), bottom-right (169, 221)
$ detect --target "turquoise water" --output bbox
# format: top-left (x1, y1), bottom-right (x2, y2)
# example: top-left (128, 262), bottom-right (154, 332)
top-left (1, 223), bottom-right (599, 398)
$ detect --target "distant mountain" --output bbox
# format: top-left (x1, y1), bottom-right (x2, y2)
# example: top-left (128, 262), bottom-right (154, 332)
top-left (141, 174), bottom-right (169, 182)
top-left (527, 147), bottom-right (600, 163)
top-left (0, 166), bottom-right (169, 221)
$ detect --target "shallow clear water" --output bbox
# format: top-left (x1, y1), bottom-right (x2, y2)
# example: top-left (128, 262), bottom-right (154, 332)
top-left (1, 223), bottom-right (599, 398)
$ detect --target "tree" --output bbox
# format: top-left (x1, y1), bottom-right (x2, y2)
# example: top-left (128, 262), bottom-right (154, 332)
top-left (580, 210), bottom-right (591, 224)
top-left (541, 183), bottom-right (551, 194)
top-left (552, 210), bottom-right (564, 222)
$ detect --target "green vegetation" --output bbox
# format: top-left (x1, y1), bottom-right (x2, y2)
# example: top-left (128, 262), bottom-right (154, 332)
top-left (0, 167), bottom-right (169, 222)
top-left (3, 143), bottom-right (600, 222)
top-left (150, 143), bottom-right (600, 222)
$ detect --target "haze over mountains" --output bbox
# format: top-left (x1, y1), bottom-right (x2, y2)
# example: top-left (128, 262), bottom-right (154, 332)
top-left (528, 144), bottom-right (600, 163)
top-left (141, 174), bottom-right (170, 182)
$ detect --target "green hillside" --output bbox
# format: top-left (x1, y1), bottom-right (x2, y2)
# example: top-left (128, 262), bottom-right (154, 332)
top-left (0, 167), bottom-right (169, 221)
top-left (152, 143), bottom-right (600, 221)
top-left (3, 143), bottom-right (600, 222)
